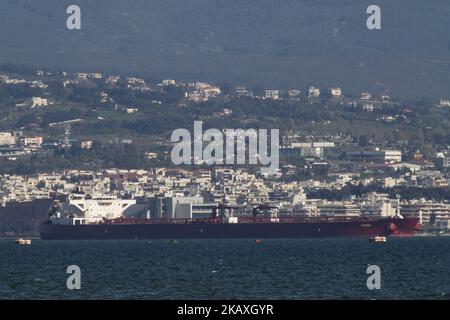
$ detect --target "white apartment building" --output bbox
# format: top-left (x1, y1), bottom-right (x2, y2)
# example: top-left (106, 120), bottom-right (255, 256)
top-left (401, 200), bottom-right (449, 225)
top-left (31, 97), bottom-right (48, 108)
top-left (331, 87), bottom-right (342, 97)
top-left (162, 79), bottom-right (176, 86)
top-left (360, 92), bottom-right (372, 100)
top-left (0, 132), bottom-right (15, 146)
top-left (20, 136), bottom-right (43, 149)
top-left (439, 99), bottom-right (450, 107)
top-left (308, 87), bottom-right (320, 98)
top-left (265, 90), bottom-right (280, 100)
top-left (382, 150), bottom-right (402, 163)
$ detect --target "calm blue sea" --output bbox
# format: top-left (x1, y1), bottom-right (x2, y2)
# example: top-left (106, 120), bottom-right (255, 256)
top-left (0, 237), bottom-right (449, 299)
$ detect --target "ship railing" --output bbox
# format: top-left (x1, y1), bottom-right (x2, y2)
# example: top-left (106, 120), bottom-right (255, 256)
top-left (104, 218), bottom-right (224, 225)
top-left (101, 215), bottom-right (389, 225)
top-left (237, 216), bottom-right (378, 224)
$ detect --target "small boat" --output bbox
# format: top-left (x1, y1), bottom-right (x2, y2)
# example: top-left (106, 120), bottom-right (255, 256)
top-left (369, 236), bottom-right (386, 243)
top-left (16, 238), bottom-right (32, 245)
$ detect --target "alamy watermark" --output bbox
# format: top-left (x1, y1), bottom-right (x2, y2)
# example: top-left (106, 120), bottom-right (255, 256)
top-left (366, 265), bottom-right (381, 290)
top-left (65, 4), bottom-right (380, 31)
top-left (66, 265), bottom-right (81, 290)
top-left (66, 5), bottom-right (81, 30)
top-left (171, 121), bottom-right (279, 175)
top-left (367, 5), bottom-right (381, 30)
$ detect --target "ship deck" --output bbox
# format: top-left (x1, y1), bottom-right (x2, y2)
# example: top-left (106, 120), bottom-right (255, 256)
top-left (101, 216), bottom-right (415, 225)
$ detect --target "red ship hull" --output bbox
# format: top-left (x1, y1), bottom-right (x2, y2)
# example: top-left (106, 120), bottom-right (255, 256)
top-left (40, 217), bottom-right (420, 240)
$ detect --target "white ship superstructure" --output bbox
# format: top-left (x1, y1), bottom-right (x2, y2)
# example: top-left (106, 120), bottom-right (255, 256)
top-left (49, 194), bottom-right (136, 225)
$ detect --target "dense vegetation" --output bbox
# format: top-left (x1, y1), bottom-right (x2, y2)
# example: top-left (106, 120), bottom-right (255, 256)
top-left (0, 64), bottom-right (449, 178)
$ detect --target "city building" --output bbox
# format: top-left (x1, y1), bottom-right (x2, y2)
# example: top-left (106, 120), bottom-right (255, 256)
top-left (438, 156), bottom-right (450, 168)
top-left (288, 90), bottom-right (301, 99)
top-left (0, 132), bottom-right (15, 146)
top-left (401, 200), bottom-right (449, 226)
top-left (20, 136), bottom-right (43, 150)
top-left (308, 87), bottom-right (320, 98)
top-left (31, 97), bottom-right (48, 108)
top-left (235, 86), bottom-right (252, 97)
top-left (265, 90), bottom-right (280, 100)
top-left (317, 201), bottom-right (360, 217)
top-left (145, 152), bottom-right (158, 160)
top-left (290, 142), bottom-right (335, 159)
top-left (330, 87), bottom-right (342, 97)
top-left (148, 196), bottom-right (217, 219)
top-left (360, 92), bottom-right (372, 100)
top-left (439, 99), bottom-right (450, 107)
top-left (81, 140), bottom-right (93, 150)
top-left (161, 79), bottom-right (176, 86)
top-left (382, 150), bottom-right (402, 163)
top-left (346, 150), bottom-right (402, 163)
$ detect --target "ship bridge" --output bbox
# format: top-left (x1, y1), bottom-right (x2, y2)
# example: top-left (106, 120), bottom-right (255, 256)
top-left (57, 194), bottom-right (136, 225)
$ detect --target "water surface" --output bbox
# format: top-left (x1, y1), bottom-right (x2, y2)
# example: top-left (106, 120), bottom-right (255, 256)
top-left (0, 238), bottom-right (448, 299)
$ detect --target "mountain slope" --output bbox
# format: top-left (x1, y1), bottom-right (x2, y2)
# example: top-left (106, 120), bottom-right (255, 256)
top-left (0, 0), bottom-right (449, 97)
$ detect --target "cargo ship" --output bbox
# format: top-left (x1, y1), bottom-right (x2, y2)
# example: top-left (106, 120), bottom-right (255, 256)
top-left (40, 194), bottom-right (420, 240)
top-left (1, 198), bottom-right (54, 237)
